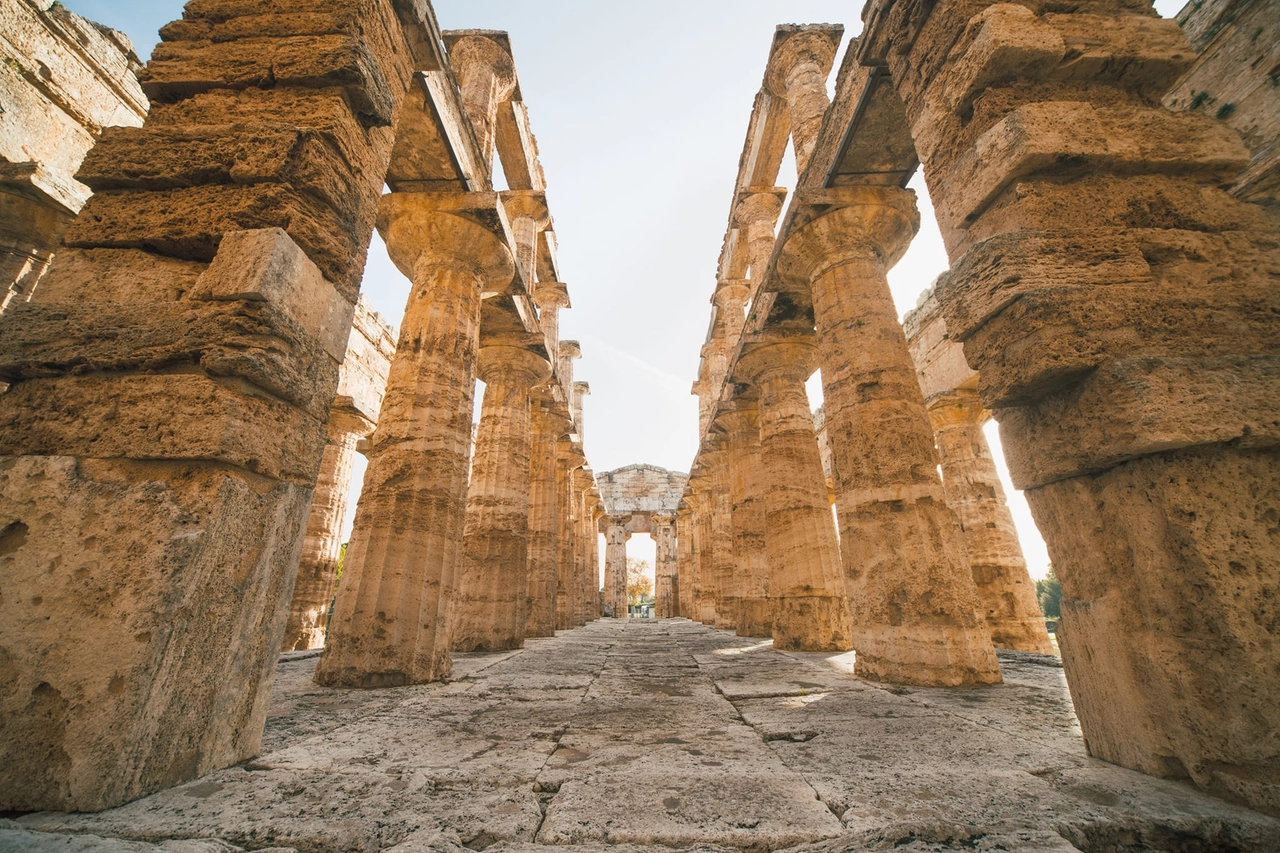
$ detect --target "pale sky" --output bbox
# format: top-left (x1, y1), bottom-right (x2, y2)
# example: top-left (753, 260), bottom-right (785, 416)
top-left (66, 1), bottom-right (1188, 582)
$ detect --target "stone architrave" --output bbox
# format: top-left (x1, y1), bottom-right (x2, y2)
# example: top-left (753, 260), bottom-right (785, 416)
top-left (862, 0), bottom-right (1280, 809)
top-left (603, 516), bottom-right (630, 618)
top-left (736, 340), bottom-right (852, 651)
top-left (316, 198), bottom-right (515, 688)
top-left (283, 413), bottom-right (369, 651)
top-left (928, 391), bottom-right (1053, 654)
top-left (651, 514), bottom-right (679, 619)
top-left (765, 28), bottom-right (842, 175)
top-left (778, 186), bottom-right (1000, 687)
top-left (718, 405), bottom-right (771, 638)
top-left (452, 344), bottom-right (553, 652)
top-left (0, 0), bottom-right (416, 811)
top-left (524, 394), bottom-right (562, 638)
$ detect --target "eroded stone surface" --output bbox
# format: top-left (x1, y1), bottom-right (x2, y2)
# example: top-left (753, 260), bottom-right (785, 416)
top-left (12, 621), bottom-right (1277, 852)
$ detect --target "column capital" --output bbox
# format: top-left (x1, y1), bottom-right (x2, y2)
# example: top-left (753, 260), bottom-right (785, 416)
top-left (376, 195), bottom-right (514, 288)
top-left (476, 344), bottom-right (552, 387)
top-left (714, 401), bottom-right (760, 436)
top-left (733, 187), bottom-right (787, 230)
top-left (777, 186), bottom-right (919, 290)
top-left (500, 190), bottom-right (551, 229)
top-left (712, 281), bottom-right (750, 308)
top-left (573, 380), bottom-right (591, 396)
top-left (532, 280), bottom-right (571, 311)
top-left (926, 388), bottom-right (987, 429)
top-left (764, 27), bottom-right (842, 100)
top-left (558, 339), bottom-right (582, 360)
top-left (735, 338), bottom-right (818, 387)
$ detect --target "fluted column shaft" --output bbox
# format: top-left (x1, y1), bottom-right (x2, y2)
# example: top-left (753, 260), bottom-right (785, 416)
top-left (720, 408), bottom-right (770, 638)
top-left (707, 444), bottom-right (737, 630)
top-left (452, 346), bottom-right (551, 652)
top-left (738, 342), bottom-right (851, 651)
top-left (604, 518), bottom-right (630, 618)
top-left (448, 35), bottom-right (516, 169)
top-left (554, 449), bottom-right (579, 631)
top-left (735, 190), bottom-right (786, 283)
top-left (789, 191), bottom-right (999, 686)
top-left (675, 505), bottom-right (694, 618)
top-left (571, 468), bottom-right (591, 626)
top-left (929, 392), bottom-right (1053, 654)
top-left (766, 32), bottom-right (839, 176)
top-left (689, 482), bottom-right (719, 625)
top-left (589, 502), bottom-right (604, 620)
top-left (524, 399), bottom-right (562, 638)
top-left (283, 417), bottom-right (366, 651)
top-left (652, 515), bottom-right (678, 619)
top-left (318, 207), bottom-right (512, 688)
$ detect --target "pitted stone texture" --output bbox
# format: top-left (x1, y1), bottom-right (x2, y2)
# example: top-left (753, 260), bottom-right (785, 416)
top-left (12, 622), bottom-right (1277, 852)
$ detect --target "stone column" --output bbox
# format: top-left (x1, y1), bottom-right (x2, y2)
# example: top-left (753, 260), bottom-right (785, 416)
top-left (778, 186), bottom-right (1000, 687)
top-left (590, 497), bottom-right (605, 620)
top-left (452, 345), bottom-right (552, 652)
top-left (652, 514), bottom-right (678, 619)
top-left (502, 192), bottom-right (550, 285)
top-left (316, 199), bottom-right (514, 688)
top-left (688, 472), bottom-right (720, 625)
top-left (558, 339), bottom-right (581, 415)
top-left (532, 281), bottom-right (570, 363)
top-left (736, 340), bottom-right (852, 651)
top-left (555, 439), bottom-right (584, 631)
top-left (928, 391), bottom-right (1053, 654)
top-left (706, 441), bottom-right (738, 630)
top-left (573, 381), bottom-right (590, 445)
top-left (524, 393), bottom-right (562, 638)
top-left (675, 502), bottom-right (694, 619)
top-left (863, 0), bottom-right (1280, 808)
top-left (571, 464), bottom-right (592, 626)
top-left (765, 29), bottom-right (841, 176)
top-left (603, 516), bottom-right (631, 618)
top-left (448, 33), bottom-right (516, 170)
top-left (719, 405), bottom-right (771, 638)
top-left (734, 189), bottom-right (787, 282)
top-left (0, 0), bottom-right (413, 810)
top-left (283, 412), bottom-right (372, 651)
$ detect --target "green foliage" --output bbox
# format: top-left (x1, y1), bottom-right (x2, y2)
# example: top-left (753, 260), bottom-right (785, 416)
top-left (1189, 91), bottom-right (1210, 110)
top-left (1036, 566), bottom-right (1062, 620)
top-left (335, 542), bottom-right (348, 582)
top-left (1216, 103), bottom-right (1236, 120)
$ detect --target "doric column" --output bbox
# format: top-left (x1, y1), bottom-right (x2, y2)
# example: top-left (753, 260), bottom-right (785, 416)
top-left (589, 497), bottom-right (605, 621)
top-left (862, 0), bottom-right (1280, 806)
top-left (651, 514), bottom-right (678, 619)
top-left (451, 344), bottom-right (552, 652)
top-left (573, 381), bottom-right (590, 444)
top-left (675, 502), bottom-right (694, 618)
top-left (706, 441), bottom-right (737, 630)
top-left (571, 464), bottom-right (593, 626)
top-left (718, 405), bottom-right (771, 638)
top-left (687, 471), bottom-right (719, 625)
top-left (777, 186), bottom-right (999, 686)
top-left (558, 338), bottom-right (581, 414)
top-left (555, 438), bottom-right (585, 631)
top-left (765, 28), bottom-right (841, 176)
top-left (447, 33), bottom-right (516, 170)
top-left (501, 191), bottom-right (550, 285)
top-left (524, 394), bottom-right (563, 638)
top-left (928, 391), bottom-right (1052, 654)
top-left (317, 199), bottom-right (514, 688)
top-left (283, 412), bottom-right (371, 651)
top-left (734, 189), bottom-right (787, 282)
top-left (736, 340), bottom-right (851, 651)
top-left (604, 516), bottom-right (631, 618)
top-left (532, 281), bottom-right (570, 363)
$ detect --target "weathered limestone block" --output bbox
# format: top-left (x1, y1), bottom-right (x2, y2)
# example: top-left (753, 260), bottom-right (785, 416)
top-left (452, 345), bottom-right (551, 652)
top-left (0, 0), bottom-right (147, 311)
top-left (928, 392), bottom-right (1052, 654)
top-left (316, 198), bottom-right (514, 688)
top-left (523, 396), bottom-right (562, 638)
top-left (862, 0), bottom-right (1280, 810)
top-left (603, 516), bottom-right (630, 618)
top-left (719, 406), bottom-right (771, 638)
top-left (778, 186), bottom-right (999, 686)
top-left (736, 340), bottom-right (852, 652)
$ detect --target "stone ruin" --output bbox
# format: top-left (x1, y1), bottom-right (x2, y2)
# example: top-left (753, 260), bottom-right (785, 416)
top-left (0, 0), bottom-right (1276, 839)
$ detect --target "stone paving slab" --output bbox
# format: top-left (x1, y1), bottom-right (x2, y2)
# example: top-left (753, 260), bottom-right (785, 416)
top-left (11, 620), bottom-right (1280, 852)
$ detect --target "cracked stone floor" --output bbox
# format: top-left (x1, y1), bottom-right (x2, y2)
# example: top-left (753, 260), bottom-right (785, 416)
top-left (4, 619), bottom-right (1278, 853)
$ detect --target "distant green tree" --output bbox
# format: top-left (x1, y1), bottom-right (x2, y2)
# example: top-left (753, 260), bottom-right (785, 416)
top-left (1036, 566), bottom-right (1062, 619)
top-left (334, 542), bottom-right (348, 582)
